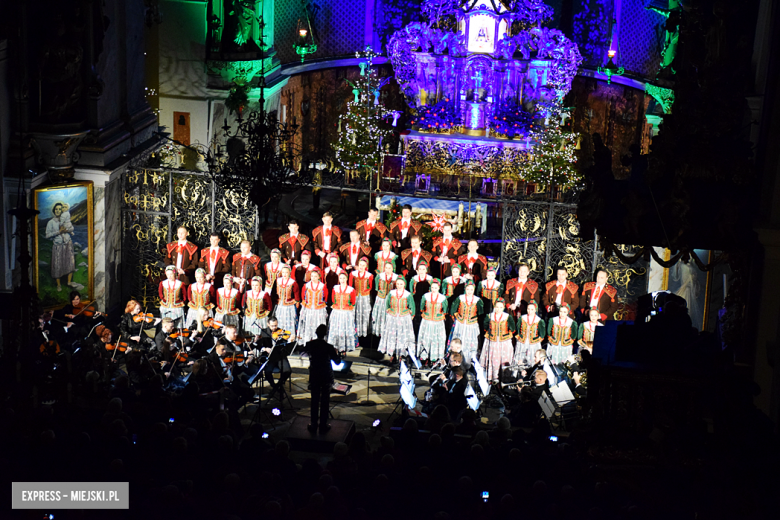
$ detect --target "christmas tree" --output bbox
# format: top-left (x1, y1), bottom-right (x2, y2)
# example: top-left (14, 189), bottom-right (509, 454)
top-left (335, 47), bottom-right (395, 179)
top-left (523, 97), bottom-right (582, 190)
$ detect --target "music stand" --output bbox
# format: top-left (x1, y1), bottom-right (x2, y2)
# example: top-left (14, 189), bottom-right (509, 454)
top-left (388, 361), bottom-right (417, 423)
top-left (465, 383), bottom-right (481, 411)
top-left (258, 341), bottom-right (297, 411)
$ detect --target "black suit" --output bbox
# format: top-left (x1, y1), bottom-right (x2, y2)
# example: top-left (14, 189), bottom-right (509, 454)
top-left (259, 328), bottom-right (293, 393)
top-left (301, 338), bottom-right (341, 429)
top-left (446, 377), bottom-right (468, 420)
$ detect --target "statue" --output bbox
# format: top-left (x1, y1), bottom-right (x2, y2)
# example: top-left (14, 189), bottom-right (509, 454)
top-left (223, 0), bottom-right (258, 50)
top-left (646, 0), bottom-right (683, 77)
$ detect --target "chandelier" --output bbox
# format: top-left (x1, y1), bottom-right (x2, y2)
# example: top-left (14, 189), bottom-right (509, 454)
top-left (206, 77), bottom-right (303, 207)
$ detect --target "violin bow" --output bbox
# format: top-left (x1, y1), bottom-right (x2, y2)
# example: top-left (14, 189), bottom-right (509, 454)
top-left (137, 305), bottom-right (152, 345)
top-left (111, 334), bottom-right (123, 361)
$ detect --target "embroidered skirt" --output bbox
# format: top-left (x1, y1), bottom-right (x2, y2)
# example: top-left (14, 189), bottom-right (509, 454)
top-left (244, 315), bottom-right (269, 336)
top-left (378, 314), bottom-right (415, 357)
top-left (274, 303), bottom-right (298, 336)
top-left (480, 338), bottom-right (514, 382)
top-left (355, 295), bottom-right (372, 337)
top-left (185, 307), bottom-right (213, 327)
top-left (547, 343), bottom-right (573, 365)
top-left (514, 341), bottom-right (542, 366)
top-left (298, 307), bottom-right (328, 344)
top-left (417, 319), bottom-right (446, 361)
top-left (214, 312), bottom-right (240, 328)
top-left (449, 321), bottom-right (480, 359)
top-left (160, 306), bottom-right (185, 325)
top-left (371, 295), bottom-right (389, 336)
top-left (327, 309), bottom-right (358, 351)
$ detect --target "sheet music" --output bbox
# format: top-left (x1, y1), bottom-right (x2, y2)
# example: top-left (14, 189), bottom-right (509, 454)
top-left (551, 381), bottom-right (575, 404)
top-left (471, 357), bottom-right (490, 395)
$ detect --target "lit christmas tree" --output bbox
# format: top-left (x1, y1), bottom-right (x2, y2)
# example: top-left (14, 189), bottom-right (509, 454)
top-left (335, 47), bottom-right (395, 179)
top-left (523, 97), bottom-right (582, 190)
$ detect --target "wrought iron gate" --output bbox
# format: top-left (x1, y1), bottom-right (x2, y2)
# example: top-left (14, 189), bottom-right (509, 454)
top-left (121, 168), bottom-right (259, 309)
top-left (499, 200), bottom-right (648, 318)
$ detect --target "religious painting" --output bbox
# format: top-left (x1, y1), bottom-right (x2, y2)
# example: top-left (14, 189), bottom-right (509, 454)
top-left (33, 181), bottom-right (94, 309)
top-left (647, 248), bottom-right (712, 331)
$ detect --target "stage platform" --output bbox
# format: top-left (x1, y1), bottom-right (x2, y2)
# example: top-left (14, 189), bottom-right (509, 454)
top-left (284, 414), bottom-right (356, 452)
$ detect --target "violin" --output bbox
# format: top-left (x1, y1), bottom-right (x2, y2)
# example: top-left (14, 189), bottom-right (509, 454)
top-left (72, 301), bottom-right (104, 318)
top-left (39, 340), bottom-right (61, 356)
top-left (271, 329), bottom-right (292, 342)
top-left (168, 329), bottom-right (191, 339)
top-left (202, 318), bottom-right (224, 329)
top-left (221, 351), bottom-right (246, 365)
top-left (133, 312), bottom-right (155, 323)
top-left (172, 348), bottom-right (189, 363)
top-left (105, 340), bottom-right (130, 352)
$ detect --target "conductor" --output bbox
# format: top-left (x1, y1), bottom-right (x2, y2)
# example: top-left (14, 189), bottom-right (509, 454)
top-left (300, 324), bottom-right (341, 434)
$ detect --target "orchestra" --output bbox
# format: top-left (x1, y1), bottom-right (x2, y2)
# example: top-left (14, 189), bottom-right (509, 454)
top-left (39, 217), bottom-right (605, 425)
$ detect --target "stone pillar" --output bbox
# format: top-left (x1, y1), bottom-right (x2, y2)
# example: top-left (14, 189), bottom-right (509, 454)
top-left (72, 166), bottom-right (125, 312)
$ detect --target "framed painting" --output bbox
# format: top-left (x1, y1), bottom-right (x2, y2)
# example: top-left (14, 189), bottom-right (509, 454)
top-left (33, 181), bottom-right (94, 309)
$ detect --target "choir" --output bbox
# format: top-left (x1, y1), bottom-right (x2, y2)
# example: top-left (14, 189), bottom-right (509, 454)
top-left (157, 215), bottom-right (618, 379)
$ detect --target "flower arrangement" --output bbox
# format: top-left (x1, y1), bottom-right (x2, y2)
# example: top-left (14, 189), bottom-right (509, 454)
top-left (410, 98), bottom-right (462, 133)
top-left (225, 83), bottom-right (250, 115)
top-left (489, 100), bottom-right (533, 138)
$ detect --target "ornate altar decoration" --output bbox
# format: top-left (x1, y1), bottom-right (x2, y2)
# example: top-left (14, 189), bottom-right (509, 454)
top-left (387, 0), bottom-right (582, 195)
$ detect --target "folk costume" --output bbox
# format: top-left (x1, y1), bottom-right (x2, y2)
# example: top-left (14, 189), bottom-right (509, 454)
top-left (504, 277), bottom-right (540, 317)
top-left (459, 252), bottom-right (489, 284)
top-left (263, 252), bottom-right (284, 295)
top-left (186, 272), bottom-right (216, 324)
top-left (547, 313), bottom-right (578, 365)
top-left (297, 280), bottom-right (329, 344)
top-left (328, 284), bottom-right (358, 352)
top-left (481, 306), bottom-right (516, 382)
top-left (164, 240), bottom-right (198, 283)
top-left (293, 251), bottom-right (320, 286)
top-left (355, 218), bottom-right (388, 252)
top-left (477, 276), bottom-right (504, 315)
top-left (417, 286), bottom-right (448, 362)
top-left (432, 235), bottom-right (463, 279)
top-left (312, 224), bottom-right (343, 268)
top-left (374, 245), bottom-right (398, 275)
top-left (214, 276), bottom-right (241, 327)
top-left (515, 313), bottom-right (545, 365)
top-left (543, 280), bottom-right (580, 316)
top-left (242, 282), bottom-right (273, 335)
top-left (449, 283), bottom-right (484, 359)
top-left (371, 272), bottom-right (398, 337)
top-left (378, 284), bottom-right (416, 358)
top-left (577, 318), bottom-right (603, 351)
top-left (390, 217), bottom-right (425, 254)
top-left (159, 273), bottom-right (186, 326)
top-left (401, 246), bottom-right (433, 278)
top-left (339, 241), bottom-right (372, 272)
top-left (278, 231), bottom-right (311, 265)
top-left (579, 282), bottom-right (619, 321)
top-left (232, 252), bottom-right (262, 292)
top-left (323, 254), bottom-right (345, 295)
top-left (275, 274), bottom-right (300, 336)
top-left (349, 270), bottom-right (374, 338)
top-left (199, 246), bottom-right (231, 287)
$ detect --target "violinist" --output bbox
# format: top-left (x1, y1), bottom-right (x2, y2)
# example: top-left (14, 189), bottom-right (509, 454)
top-left (187, 308), bottom-right (217, 356)
top-left (154, 317), bottom-right (177, 352)
top-left (54, 291), bottom-right (103, 342)
top-left (159, 265), bottom-right (187, 327)
top-left (85, 324), bottom-right (114, 371)
top-left (120, 299), bottom-right (159, 350)
top-left (258, 317), bottom-right (293, 400)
